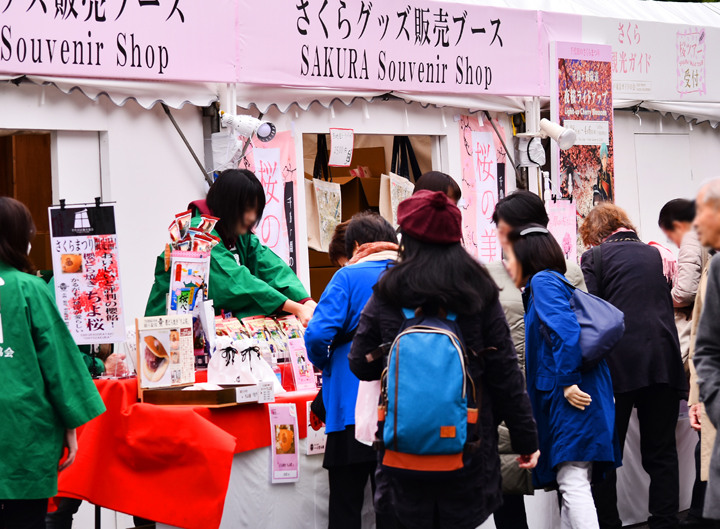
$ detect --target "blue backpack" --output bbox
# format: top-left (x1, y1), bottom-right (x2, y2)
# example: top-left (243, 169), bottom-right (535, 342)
top-left (376, 309), bottom-right (481, 478)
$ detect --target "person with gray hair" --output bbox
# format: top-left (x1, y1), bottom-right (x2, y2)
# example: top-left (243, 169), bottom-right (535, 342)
top-left (692, 177), bottom-right (720, 523)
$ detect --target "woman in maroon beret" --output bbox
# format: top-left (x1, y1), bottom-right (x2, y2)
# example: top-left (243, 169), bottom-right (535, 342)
top-left (349, 190), bottom-right (539, 529)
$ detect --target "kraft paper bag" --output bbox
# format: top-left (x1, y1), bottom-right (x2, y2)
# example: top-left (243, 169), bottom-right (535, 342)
top-left (305, 178), bottom-right (323, 252)
top-left (380, 173), bottom-right (415, 229)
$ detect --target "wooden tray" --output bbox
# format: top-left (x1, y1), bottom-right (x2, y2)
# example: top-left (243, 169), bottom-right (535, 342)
top-left (142, 387), bottom-right (239, 408)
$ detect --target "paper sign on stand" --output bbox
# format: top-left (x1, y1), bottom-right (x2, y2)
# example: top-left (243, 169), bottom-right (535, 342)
top-left (49, 204), bottom-right (125, 344)
top-left (288, 338), bottom-right (318, 391)
top-left (328, 128), bottom-right (354, 167)
top-left (269, 403), bottom-right (300, 484)
top-left (306, 400), bottom-right (327, 455)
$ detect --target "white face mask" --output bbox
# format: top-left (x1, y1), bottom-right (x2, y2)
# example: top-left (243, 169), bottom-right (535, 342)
top-left (27, 243), bottom-right (32, 255)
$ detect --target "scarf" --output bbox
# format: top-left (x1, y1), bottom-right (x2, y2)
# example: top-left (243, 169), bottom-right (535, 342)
top-left (648, 241), bottom-right (678, 286)
top-left (348, 242), bottom-right (399, 265)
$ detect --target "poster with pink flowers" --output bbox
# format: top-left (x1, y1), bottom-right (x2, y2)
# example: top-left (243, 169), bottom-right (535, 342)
top-left (458, 115), bottom-right (507, 263)
top-left (547, 200), bottom-right (577, 263)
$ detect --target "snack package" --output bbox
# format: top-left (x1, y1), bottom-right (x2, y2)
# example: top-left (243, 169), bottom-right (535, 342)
top-left (168, 220), bottom-right (181, 244)
top-left (175, 210), bottom-right (192, 239)
top-left (224, 318), bottom-right (251, 340)
top-left (241, 316), bottom-right (268, 342)
top-left (277, 315), bottom-right (304, 339)
top-left (195, 234), bottom-right (214, 253)
top-left (265, 318), bottom-right (289, 360)
top-left (177, 237), bottom-right (192, 252)
top-left (199, 214), bottom-right (220, 234)
top-left (208, 234), bottom-right (221, 248)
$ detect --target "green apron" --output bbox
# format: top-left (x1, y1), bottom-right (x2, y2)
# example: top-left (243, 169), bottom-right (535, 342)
top-left (0, 262), bottom-right (106, 499)
top-left (145, 215), bottom-right (309, 318)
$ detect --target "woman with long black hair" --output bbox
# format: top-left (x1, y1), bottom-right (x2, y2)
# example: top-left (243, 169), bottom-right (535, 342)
top-left (348, 190), bottom-right (538, 529)
top-left (145, 169), bottom-right (314, 323)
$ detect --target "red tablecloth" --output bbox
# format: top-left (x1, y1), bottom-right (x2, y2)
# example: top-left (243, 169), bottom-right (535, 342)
top-left (57, 375), bottom-right (318, 529)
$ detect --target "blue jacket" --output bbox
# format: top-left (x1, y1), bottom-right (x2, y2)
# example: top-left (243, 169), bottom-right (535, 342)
top-left (305, 260), bottom-right (393, 434)
top-left (524, 270), bottom-right (621, 487)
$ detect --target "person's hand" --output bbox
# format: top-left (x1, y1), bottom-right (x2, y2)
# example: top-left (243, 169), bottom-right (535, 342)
top-left (104, 353), bottom-right (128, 377)
top-left (59, 429), bottom-right (78, 471)
top-left (564, 385), bottom-right (592, 410)
top-left (517, 450), bottom-right (540, 469)
top-left (690, 403), bottom-right (702, 432)
top-left (295, 303), bottom-right (315, 328)
top-left (304, 300), bottom-right (318, 310)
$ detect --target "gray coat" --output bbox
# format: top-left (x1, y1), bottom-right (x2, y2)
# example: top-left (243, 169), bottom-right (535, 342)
top-left (486, 259), bottom-right (586, 494)
top-left (694, 257), bottom-right (720, 519)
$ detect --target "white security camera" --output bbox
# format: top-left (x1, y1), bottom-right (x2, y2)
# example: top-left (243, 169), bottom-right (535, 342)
top-left (220, 111), bottom-right (277, 142)
top-left (539, 119), bottom-right (576, 151)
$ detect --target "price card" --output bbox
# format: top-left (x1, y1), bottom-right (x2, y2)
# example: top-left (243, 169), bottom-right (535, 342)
top-left (328, 128), bottom-right (354, 167)
top-left (269, 403), bottom-right (300, 484)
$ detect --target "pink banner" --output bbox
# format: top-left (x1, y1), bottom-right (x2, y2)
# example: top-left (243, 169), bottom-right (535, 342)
top-left (242, 131), bottom-right (299, 269)
top-left (237, 0), bottom-right (542, 96)
top-left (458, 115), bottom-right (506, 263)
top-left (0, 0), bottom-right (236, 82)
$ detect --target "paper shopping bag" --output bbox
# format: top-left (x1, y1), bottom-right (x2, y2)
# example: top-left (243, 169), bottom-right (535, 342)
top-left (355, 380), bottom-right (382, 446)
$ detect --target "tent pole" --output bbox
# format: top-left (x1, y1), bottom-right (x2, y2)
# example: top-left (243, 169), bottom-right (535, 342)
top-left (161, 103), bottom-right (214, 186)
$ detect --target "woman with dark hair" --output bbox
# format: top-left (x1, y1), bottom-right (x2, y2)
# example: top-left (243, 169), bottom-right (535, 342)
top-left (145, 169), bottom-right (314, 324)
top-left (413, 171), bottom-right (462, 204)
top-left (328, 220), bottom-right (351, 267)
top-left (0, 197), bottom-right (105, 528)
top-left (348, 191), bottom-right (539, 529)
top-left (506, 225), bottom-right (619, 529)
top-left (305, 212), bottom-right (398, 529)
top-left (580, 203), bottom-right (687, 529)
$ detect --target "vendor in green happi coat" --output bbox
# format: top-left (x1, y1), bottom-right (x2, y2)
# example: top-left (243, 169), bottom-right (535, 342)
top-left (0, 197), bottom-right (105, 525)
top-left (145, 169), bottom-right (316, 324)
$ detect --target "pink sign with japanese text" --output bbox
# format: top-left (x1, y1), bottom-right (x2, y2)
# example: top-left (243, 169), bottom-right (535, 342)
top-left (237, 0), bottom-right (542, 95)
top-left (547, 200), bottom-right (577, 263)
top-left (0, 0), bottom-right (236, 82)
top-left (243, 131), bottom-right (299, 271)
top-left (458, 115), bottom-right (506, 263)
top-left (269, 403), bottom-right (300, 484)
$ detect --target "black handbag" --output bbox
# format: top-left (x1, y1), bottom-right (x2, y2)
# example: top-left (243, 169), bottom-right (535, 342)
top-left (309, 327), bottom-right (357, 424)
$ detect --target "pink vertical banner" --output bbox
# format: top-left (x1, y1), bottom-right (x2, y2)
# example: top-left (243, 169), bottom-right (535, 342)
top-left (243, 131), bottom-right (299, 269)
top-left (458, 115), bottom-right (506, 262)
top-left (546, 200), bottom-right (577, 263)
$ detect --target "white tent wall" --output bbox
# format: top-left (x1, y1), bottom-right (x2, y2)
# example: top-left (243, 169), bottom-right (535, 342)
top-left (0, 81), bottom-right (207, 321)
top-left (612, 110), bottom-right (720, 252)
top-left (241, 100), bottom-right (515, 290)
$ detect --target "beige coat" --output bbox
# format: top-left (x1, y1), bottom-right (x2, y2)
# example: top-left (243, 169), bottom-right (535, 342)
top-left (689, 252), bottom-right (715, 481)
top-left (674, 230), bottom-right (704, 369)
top-left (487, 259), bottom-right (586, 494)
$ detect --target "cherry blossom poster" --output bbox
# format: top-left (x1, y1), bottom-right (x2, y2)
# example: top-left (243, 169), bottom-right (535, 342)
top-left (243, 131), bottom-right (299, 272)
top-left (49, 205), bottom-right (125, 345)
top-left (551, 42), bottom-right (613, 257)
top-left (547, 200), bottom-right (577, 263)
top-left (458, 115), bottom-right (507, 263)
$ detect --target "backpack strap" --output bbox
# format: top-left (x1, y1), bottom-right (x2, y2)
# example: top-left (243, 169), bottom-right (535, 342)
top-left (401, 308), bottom-right (415, 320)
top-left (593, 245), bottom-right (603, 298)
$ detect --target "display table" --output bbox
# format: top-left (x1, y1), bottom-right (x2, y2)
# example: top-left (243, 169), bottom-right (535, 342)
top-left (57, 375), bottom-right (318, 529)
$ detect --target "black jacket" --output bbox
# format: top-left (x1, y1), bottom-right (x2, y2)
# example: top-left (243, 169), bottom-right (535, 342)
top-left (581, 231), bottom-right (687, 395)
top-left (349, 294), bottom-right (538, 529)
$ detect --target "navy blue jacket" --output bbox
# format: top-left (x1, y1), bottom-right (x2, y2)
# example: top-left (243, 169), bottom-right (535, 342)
top-left (581, 231), bottom-right (687, 395)
top-left (524, 271), bottom-right (621, 487)
top-left (305, 259), bottom-right (393, 434)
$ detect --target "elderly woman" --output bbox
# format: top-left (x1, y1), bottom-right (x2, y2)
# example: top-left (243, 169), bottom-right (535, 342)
top-left (579, 203), bottom-right (687, 529)
top-left (305, 211), bottom-right (399, 529)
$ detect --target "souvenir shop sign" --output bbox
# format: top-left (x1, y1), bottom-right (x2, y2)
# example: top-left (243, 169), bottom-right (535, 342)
top-left (0, 0), bottom-right (236, 82)
top-left (550, 42), bottom-right (613, 257)
top-left (237, 0), bottom-right (542, 96)
top-left (49, 204), bottom-right (125, 344)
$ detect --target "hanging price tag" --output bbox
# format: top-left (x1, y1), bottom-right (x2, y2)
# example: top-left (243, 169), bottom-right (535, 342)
top-left (328, 128), bottom-right (354, 167)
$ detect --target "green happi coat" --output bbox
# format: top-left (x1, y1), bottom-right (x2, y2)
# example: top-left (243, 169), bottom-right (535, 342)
top-left (145, 215), bottom-right (309, 319)
top-left (0, 262), bottom-right (106, 499)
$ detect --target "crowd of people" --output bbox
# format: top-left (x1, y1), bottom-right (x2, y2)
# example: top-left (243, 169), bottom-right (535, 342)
top-left (3, 171), bottom-right (720, 529)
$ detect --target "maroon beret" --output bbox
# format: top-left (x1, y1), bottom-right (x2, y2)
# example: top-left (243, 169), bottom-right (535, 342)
top-left (397, 190), bottom-right (463, 244)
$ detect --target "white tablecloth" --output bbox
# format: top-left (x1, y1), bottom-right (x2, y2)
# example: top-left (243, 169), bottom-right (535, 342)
top-left (157, 410), bottom-right (697, 529)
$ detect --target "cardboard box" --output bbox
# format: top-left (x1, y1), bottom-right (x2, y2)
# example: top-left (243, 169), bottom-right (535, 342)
top-left (328, 146), bottom-right (386, 178)
top-left (309, 248), bottom-right (334, 268)
top-left (310, 266), bottom-right (339, 301)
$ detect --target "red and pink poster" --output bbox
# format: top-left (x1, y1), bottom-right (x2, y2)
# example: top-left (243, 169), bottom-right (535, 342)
top-left (551, 42), bottom-right (613, 256)
top-left (49, 204), bottom-right (125, 344)
top-left (243, 131), bottom-right (299, 271)
top-left (458, 115), bottom-right (506, 263)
